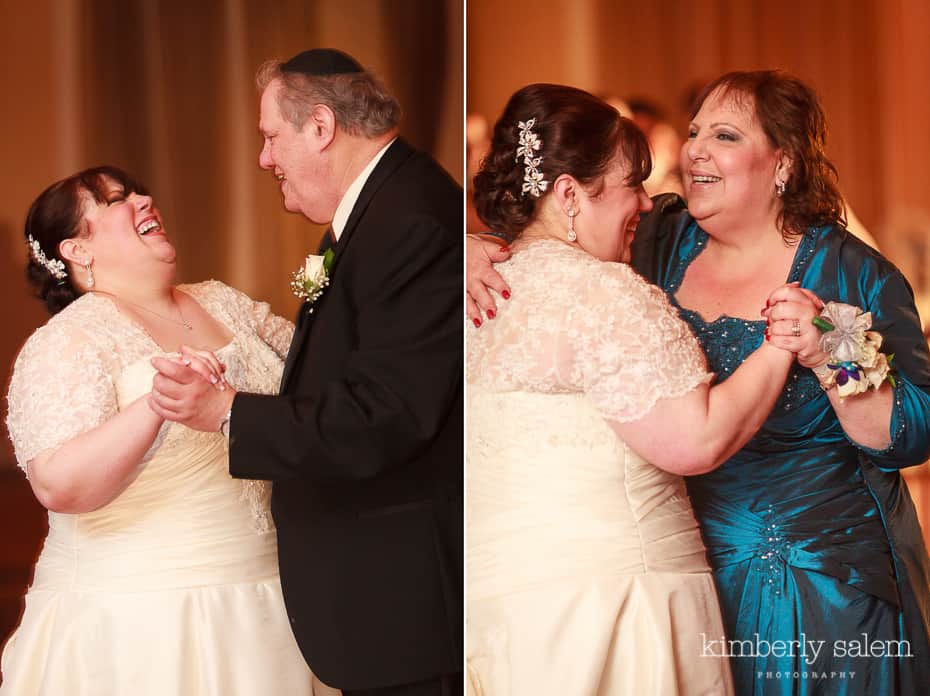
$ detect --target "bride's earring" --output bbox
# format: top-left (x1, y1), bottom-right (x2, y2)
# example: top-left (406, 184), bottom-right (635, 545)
top-left (567, 207), bottom-right (577, 242)
top-left (84, 261), bottom-right (94, 288)
top-left (776, 179), bottom-right (786, 197)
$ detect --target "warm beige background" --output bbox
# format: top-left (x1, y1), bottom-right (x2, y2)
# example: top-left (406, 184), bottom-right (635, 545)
top-left (1, 0), bottom-right (464, 470)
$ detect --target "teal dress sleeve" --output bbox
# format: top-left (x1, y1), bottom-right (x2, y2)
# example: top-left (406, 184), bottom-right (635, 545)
top-left (821, 263), bottom-right (930, 469)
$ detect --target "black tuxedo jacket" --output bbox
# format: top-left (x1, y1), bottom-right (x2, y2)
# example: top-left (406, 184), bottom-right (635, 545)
top-left (229, 138), bottom-right (463, 690)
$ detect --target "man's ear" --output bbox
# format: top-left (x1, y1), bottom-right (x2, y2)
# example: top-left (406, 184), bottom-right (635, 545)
top-left (58, 238), bottom-right (90, 266)
top-left (305, 104), bottom-right (337, 150)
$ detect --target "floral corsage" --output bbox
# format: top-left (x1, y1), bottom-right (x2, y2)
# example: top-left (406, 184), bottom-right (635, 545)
top-left (811, 301), bottom-right (896, 398)
top-left (290, 248), bottom-right (335, 312)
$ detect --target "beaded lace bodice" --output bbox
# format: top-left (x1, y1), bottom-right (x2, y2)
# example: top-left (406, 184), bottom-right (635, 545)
top-left (467, 240), bottom-right (712, 423)
top-left (6, 280), bottom-right (293, 531)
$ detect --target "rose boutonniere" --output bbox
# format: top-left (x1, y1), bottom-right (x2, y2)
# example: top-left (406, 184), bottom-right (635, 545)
top-left (290, 248), bottom-right (335, 312)
top-left (812, 301), bottom-right (896, 398)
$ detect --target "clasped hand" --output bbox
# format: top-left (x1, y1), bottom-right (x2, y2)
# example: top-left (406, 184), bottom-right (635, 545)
top-left (149, 345), bottom-right (236, 431)
top-left (762, 283), bottom-right (829, 368)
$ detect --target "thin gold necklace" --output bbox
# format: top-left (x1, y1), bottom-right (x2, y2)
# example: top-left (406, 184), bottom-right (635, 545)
top-left (95, 290), bottom-right (193, 330)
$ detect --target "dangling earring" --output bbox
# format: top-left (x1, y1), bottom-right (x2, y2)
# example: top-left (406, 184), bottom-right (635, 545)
top-left (776, 179), bottom-right (786, 197)
top-left (567, 208), bottom-right (577, 242)
top-left (84, 261), bottom-right (94, 288)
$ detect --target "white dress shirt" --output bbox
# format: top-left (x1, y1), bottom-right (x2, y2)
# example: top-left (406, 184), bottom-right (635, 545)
top-left (331, 137), bottom-right (397, 241)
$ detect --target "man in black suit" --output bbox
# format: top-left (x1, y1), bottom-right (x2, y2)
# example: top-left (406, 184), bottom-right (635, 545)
top-left (150, 49), bottom-right (462, 695)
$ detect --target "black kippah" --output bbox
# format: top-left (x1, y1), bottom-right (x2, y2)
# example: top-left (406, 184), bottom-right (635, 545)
top-left (280, 48), bottom-right (364, 76)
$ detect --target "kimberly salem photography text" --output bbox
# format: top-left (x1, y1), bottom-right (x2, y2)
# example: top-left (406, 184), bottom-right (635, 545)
top-left (699, 633), bottom-right (913, 665)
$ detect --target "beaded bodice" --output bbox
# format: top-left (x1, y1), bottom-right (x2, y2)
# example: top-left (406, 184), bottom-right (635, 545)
top-left (665, 223), bottom-right (824, 414)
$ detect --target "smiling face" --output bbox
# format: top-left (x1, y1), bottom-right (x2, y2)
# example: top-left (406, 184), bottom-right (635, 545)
top-left (258, 79), bottom-right (335, 224)
top-left (575, 155), bottom-right (653, 263)
top-left (74, 177), bottom-right (176, 282)
top-left (681, 89), bottom-right (785, 232)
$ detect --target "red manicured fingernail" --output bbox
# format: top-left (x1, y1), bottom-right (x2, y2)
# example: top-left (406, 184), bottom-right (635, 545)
top-left (501, 290), bottom-right (511, 300)
top-left (499, 246), bottom-right (509, 253)
top-left (487, 309), bottom-right (495, 319)
top-left (472, 318), bottom-right (481, 328)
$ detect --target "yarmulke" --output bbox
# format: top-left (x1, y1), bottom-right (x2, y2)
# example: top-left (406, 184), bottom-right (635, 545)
top-left (280, 48), bottom-right (364, 76)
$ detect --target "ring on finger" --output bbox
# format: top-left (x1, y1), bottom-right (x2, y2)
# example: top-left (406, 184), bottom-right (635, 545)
top-left (791, 318), bottom-right (801, 337)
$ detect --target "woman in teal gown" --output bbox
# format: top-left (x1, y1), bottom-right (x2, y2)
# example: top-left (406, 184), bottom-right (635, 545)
top-left (632, 76), bottom-right (930, 695)
top-left (635, 193), bottom-right (930, 695)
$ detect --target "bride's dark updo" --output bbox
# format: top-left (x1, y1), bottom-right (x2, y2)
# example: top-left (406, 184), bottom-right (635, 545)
top-left (473, 83), bottom-right (652, 238)
top-left (24, 166), bottom-right (147, 315)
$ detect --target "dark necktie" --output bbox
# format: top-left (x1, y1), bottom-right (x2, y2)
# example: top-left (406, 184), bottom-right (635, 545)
top-left (317, 227), bottom-right (335, 254)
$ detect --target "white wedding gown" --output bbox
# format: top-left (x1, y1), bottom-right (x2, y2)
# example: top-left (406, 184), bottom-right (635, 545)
top-left (467, 241), bottom-right (734, 695)
top-left (3, 282), bottom-right (339, 696)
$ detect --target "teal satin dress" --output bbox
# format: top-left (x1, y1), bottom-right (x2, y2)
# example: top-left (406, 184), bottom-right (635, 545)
top-left (633, 195), bottom-right (930, 695)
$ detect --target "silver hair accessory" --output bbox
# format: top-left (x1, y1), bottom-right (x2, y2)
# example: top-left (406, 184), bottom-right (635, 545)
top-left (776, 179), bottom-right (786, 197)
top-left (567, 207), bottom-right (577, 242)
top-left (27, 235), bottom-right (68, 282)
top-left (516, 118), bottom-right (548, 198)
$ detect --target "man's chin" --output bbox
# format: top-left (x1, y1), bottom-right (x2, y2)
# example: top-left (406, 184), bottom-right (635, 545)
top-left (281, 192), bottom-right (329, 224)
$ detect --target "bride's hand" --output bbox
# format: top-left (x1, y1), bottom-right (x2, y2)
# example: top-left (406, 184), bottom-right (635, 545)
top-left (762, 283), bottom-right (829, 368)
top-left (466, 235), bottom-right (512, 327)
top-left (166, 345), bottom-right (227, 390)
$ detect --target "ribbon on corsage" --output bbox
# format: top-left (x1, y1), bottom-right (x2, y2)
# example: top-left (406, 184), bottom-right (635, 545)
top-left (812, 301), bottom-right (896, 398)
top-left (290, 248), bottom-right (335, 313)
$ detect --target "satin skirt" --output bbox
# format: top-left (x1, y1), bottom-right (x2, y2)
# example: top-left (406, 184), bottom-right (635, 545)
top-left (467, 390), bottom-right (733, 695)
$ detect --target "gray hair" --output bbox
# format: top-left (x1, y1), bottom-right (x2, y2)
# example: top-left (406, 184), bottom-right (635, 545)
top-left (256, 59), bottom-right (402, 138)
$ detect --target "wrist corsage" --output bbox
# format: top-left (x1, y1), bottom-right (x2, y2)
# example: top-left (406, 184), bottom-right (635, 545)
top-left (290, 248), bottom-right (335, 312)
top-left (811, 301), bottom-right (896, 398)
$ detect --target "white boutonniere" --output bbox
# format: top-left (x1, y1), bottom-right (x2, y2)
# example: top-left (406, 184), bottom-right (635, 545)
top-left (290, 248), bottom-right (335, 312)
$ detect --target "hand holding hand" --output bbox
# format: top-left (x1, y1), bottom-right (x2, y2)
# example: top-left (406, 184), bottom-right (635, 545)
top-left (174, 345), bottom-right (227, 388)
top-left (149, 354), bottom-right (236, 432)
top-left (466, 235), bottom-right (512, 327)
top-left (762, 283), bottom-right (829, 368)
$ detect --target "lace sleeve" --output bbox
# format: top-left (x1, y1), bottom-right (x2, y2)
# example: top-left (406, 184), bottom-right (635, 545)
top-left (211, 282), bottom-right (295, 359)
top-left (249, 301), bottom-right (294, 360)
top-left (561, 262), bottom-right (712, 423)
top-left (6, 321), bottom-right (118, 470)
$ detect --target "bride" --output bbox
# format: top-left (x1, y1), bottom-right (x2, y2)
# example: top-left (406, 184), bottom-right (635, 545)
top-left (2, 166), bottom-right (338, 695)
top-left (466, 84), bottom-right (805, 695)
